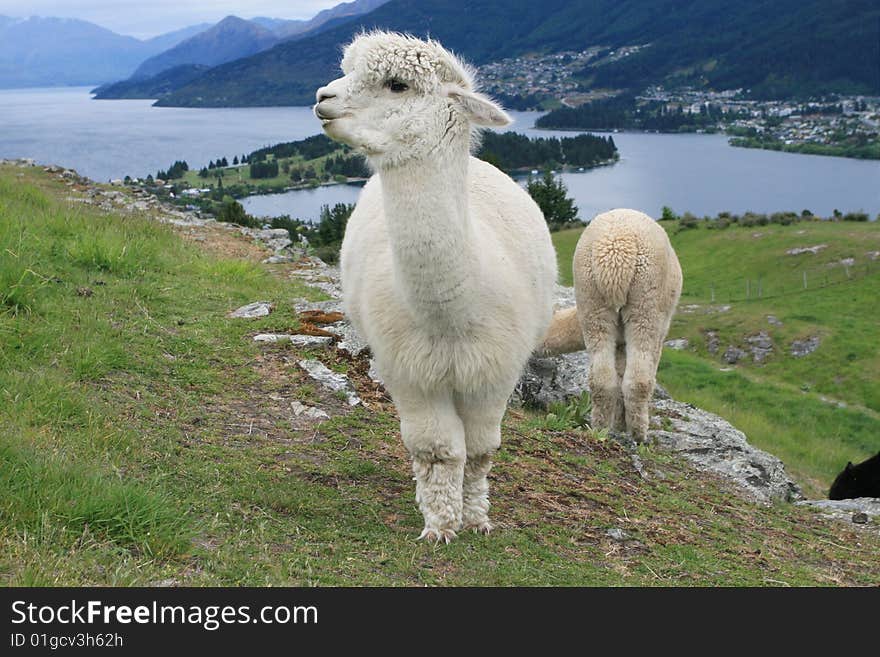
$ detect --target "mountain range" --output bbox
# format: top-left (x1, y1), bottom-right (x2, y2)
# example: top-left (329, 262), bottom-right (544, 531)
top-left (4, 1), bottom-right (877, 100)
top-left (130, 16), bottom-right (279, 80)
top-left (151, 0), bottom-right (879, 107)
top-left (0, 16), bottom-right (211, 88)
top-left (0, 1), bottom-right (390, 90)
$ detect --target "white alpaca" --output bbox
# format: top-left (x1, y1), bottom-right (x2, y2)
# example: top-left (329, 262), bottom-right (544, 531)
top-left (543, 209), bottom-right (682, 442)
top-left (314, 32), bottom-right (556, 542)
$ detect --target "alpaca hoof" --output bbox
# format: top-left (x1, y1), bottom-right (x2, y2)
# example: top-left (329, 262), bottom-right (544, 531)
top-left (418, 527), bottom-right (457, 544)
top-left (464, 520), bottom-right (493, 535)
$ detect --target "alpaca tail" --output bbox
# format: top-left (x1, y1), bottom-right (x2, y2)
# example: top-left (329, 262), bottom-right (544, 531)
top-left (589, 222), bottom-right (639, 311)
top-left (539, 306), bottom-right (584, 356)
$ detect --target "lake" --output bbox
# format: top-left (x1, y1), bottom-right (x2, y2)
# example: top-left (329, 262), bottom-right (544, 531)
top-left (1, 88), bottom-right (878, 222)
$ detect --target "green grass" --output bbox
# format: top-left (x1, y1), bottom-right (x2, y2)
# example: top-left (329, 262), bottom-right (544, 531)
top-left (181, 149), bottom-right (349, 192)
top-left (2, 165), bottom-right (878, 586)
top-left (552, 220), bottom-right (880, 495)
top-left (0, 165), bottom-right (321, 583)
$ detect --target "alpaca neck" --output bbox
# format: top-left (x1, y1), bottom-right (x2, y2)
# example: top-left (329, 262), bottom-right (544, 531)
top-left (379, 143), bottom-right (480, 330)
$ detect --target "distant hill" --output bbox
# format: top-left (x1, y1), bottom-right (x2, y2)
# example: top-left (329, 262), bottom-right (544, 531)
top-left (0, 16), bottom-right (208, 88)
top-left (143, 23), bottom-right (212, 53)
top-left (92, 64), bottom-right (211, 100)
top-left (250, 17), bottom-right (303, 34)
top-left (131, 16), bottom-right (278, 80)
top-left (155, 0), bottom-right (880, 107)
top-left (579, 1), bottom-right (880, 98)
top-left (274, 0), bottom-right (391, 39)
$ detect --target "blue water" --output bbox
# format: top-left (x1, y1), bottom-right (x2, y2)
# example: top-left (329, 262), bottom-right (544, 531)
top-left (1, 88), bottom-right (878, 222)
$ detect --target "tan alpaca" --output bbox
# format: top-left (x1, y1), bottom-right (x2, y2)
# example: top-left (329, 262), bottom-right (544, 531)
top-left (543, 209), bottom-right (682, 442)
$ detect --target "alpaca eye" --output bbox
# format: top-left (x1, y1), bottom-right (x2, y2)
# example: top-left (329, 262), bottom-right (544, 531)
top-left (386, 79), bottom-right (409, 93)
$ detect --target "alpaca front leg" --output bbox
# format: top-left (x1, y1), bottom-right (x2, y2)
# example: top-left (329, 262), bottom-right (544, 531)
top-left (412, 453), bottom-right (465, 543)
top-left (395, 390), bottom-right (466, 543)
top-left (456, 393), bottom-right (506, 534)
top-left (462, 454), bottom-right (493, 534)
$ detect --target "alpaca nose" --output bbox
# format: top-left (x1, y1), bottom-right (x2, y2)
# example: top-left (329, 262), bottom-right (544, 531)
top-left (316, 87), bottom-right (336, 103)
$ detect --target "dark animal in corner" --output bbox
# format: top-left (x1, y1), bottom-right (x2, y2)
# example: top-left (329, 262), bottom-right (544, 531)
top-left (828, 452), bottom-right (880, 500)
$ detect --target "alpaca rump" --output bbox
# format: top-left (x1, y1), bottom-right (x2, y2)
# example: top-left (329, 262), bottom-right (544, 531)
top-left (829, 452), bottom-right (880, 500)
top-left (315, 32), bottom-right (556, 542)
top-left (543, 209), bottom-right (682, 442)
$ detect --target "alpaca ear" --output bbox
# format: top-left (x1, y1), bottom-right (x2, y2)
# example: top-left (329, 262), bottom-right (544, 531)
top-left (445, 86), bottom-right (511, 127)
top-left (845, 462), bottom-right (854, 470)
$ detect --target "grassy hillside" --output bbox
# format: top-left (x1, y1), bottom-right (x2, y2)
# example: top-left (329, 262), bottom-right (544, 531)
top-left (2, 164), bottom-right (878, 586)
top-left (552, 219), bottom-right (880, 494)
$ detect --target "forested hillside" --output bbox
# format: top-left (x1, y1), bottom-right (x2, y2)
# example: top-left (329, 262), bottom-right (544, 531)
top-left (155, 0), bottom-right (879, 107)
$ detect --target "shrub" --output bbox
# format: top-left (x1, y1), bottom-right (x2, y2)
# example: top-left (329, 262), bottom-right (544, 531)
top-left (679, 212), bottom-right (699, 229)
top-left (660, 206), bottom-right (679, 222)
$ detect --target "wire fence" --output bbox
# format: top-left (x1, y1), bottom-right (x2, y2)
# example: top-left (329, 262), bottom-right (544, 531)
top-left (680, 259), bottom-right (877, 304)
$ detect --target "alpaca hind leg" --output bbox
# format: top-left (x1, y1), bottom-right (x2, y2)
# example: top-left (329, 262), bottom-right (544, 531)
top-left (621, 325), bottom-right (662, 443)
top-left (582, 307), bottom-right (621, 432)
top-left (455, 393), bottom-right (507, 534)
top-left (393, 387), bottom-right (466, 543)
top-left (612, 341), bottom-right (627, 432)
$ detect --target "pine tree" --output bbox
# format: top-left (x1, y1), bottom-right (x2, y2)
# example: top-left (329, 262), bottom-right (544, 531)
top-left (526, 170), bottom-right (578, 231)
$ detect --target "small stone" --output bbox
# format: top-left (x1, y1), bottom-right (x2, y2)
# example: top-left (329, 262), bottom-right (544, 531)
top-left (786, 244), bottom-right (828, 256)
top-left (664, 338), bottom-right (689, 350)
top-left (606, 528), bottom-right (629, 542)
top-left (705, 330), bottom-right (720, 354)
top-left (229, 301), bottom-right (272, 318)
top-left (852, 512), bottom-right (869, 524)
top-left (263, 253), bottom-right (295, 264)
top-left (297, 359), bottom-right (361, 406)
top-left (253, 333), bottom-right (332, 346)
top-left (766, 315), bottom-right (783, 326)
top-left (290, 400), bottom-right (330, 420)
top-left (76, 286), bottom-right (93, 297)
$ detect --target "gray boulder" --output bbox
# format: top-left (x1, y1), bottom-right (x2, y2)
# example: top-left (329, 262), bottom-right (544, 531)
top-left (723, 345), bottom-right (747, 364)
top-left (651, 399), bottom-right (802, 504)
top-left (297, 359), bottom-right (361, 406)
top-left (745, 331), bottom-right (774, 363)
top-left (229, 301), bottom-right (273, 318)
top-left (705, 331), bottom-right (720, 354)
top-left (790, 336), bottom-right (820, 357)
top-left (796, 498), bottom-right (880, 526)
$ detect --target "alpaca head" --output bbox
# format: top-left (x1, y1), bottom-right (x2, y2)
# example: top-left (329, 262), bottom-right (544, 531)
top-left (314, 31), bottom-right (510, 168)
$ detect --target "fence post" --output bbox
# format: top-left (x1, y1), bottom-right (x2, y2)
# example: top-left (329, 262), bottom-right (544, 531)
top-left (710, 284), bottom-right (715, 303)
top-left (803, 270), bottom-right (807, 289)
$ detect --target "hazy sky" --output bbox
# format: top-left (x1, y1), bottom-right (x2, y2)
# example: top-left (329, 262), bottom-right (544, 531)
top-left (0, 1), bottom-right (345, 38)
